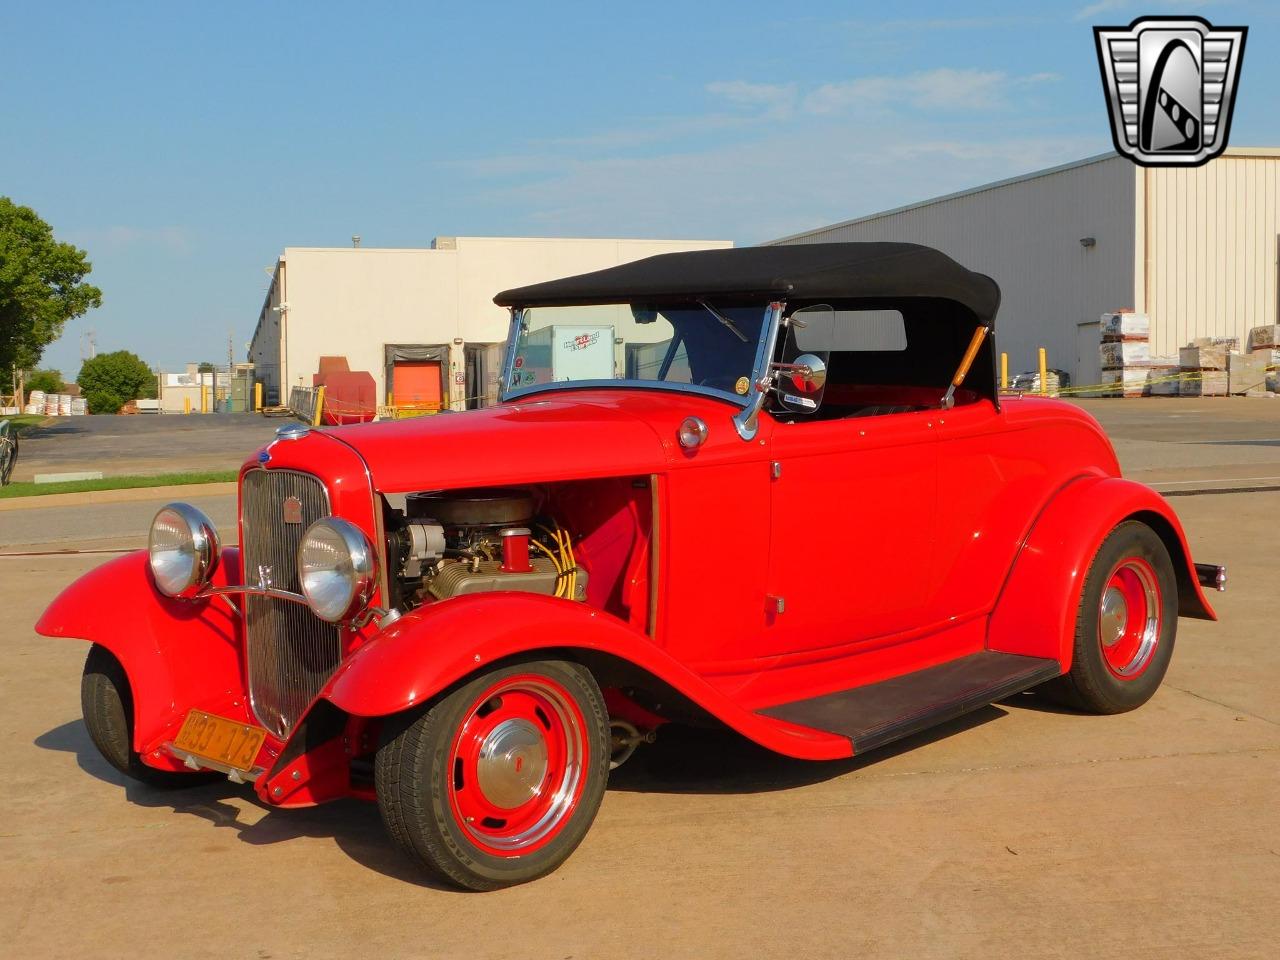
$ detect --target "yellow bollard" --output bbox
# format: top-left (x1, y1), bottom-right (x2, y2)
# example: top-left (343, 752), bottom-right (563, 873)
top-left (312, 385), bottom-right (326, 427)
top-left (1000, 352), bottom-right (1008, 390)
top-left (184, 396), bottom-right (191, 415)
top-left (254, 381), bottom-right (262, 412)
top-left (201, 386), bottom-right (209, 413)
top-left (1037, 347), bottom-right (1048, 397)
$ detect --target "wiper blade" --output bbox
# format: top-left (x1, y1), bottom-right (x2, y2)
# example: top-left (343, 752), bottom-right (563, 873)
top-left (697, 299), bottom-right (749, 343)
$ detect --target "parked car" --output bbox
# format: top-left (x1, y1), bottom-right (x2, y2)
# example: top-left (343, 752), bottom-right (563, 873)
top-left (37, 243), bottom-right (1225, 890)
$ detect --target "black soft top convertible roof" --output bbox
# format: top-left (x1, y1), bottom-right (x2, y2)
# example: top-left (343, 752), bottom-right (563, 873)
top-left (494, 242), bottom-right (1001, 325)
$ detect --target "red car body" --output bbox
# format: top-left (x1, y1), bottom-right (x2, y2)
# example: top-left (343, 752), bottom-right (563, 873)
top-left (37, 243), bottom-right (1220, 887)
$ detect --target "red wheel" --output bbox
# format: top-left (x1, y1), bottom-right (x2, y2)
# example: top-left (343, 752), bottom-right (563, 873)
top-left (1042, 521), bottom-right (1178, 714)
top-left (375, 660), bottom-right (609, 890)
top-left (447, 674), bottom-right (588, 856)
top-left (1097, 557), bottom-right (1162, 679)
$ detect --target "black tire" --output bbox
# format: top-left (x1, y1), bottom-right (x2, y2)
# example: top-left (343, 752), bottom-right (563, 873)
top-left (80, 644), bottom-right (220, 788)
top-left (375, 659), bottom-right (610, 891)
top-left (1041, 521), bottom-right (1178, 714)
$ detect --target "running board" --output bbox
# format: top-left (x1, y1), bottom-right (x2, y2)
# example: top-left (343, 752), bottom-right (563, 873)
top-left (758, 652), bottom-right (1061, 755)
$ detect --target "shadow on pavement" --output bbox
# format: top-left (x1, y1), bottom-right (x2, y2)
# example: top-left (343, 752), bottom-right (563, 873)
top-left (608, 705), bottom-right (1011, 795)
top-left (33, 718), bottom-right (461, 891)
top-left (33, 690), bottom-right (1072, 884)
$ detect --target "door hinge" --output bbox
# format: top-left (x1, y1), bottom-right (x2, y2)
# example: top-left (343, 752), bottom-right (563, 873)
top-left (770, 461), bottom-right (782, 480)
top-left (767, 595), bottom-right (785, 614)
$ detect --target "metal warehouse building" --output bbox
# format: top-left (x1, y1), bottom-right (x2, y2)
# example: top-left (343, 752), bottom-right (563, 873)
top-left (250, 235), bottom-right (731, 410)
top-left (770, 147), bottom-right (1280, 390)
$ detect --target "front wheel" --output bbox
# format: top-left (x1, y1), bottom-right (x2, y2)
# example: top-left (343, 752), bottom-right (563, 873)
top-left (81, 644), bottom-right (220, 788)
top-left (1043, 520), bottom-right (1178, 714)
top-left (375, 660), bottom-right (610, 891)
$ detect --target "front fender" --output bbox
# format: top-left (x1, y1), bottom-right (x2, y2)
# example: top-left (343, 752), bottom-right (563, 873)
top-left (987, 476), bottom-right (1216, 666)
top-left (35, 548), bottom-right (247, 755)
top-left (321, 593), bottom-right (852, 761)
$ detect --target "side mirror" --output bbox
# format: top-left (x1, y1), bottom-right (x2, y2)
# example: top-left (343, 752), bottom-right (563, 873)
top-left (782, 353), bottom-right (827, 393)
top-left (775, 305), bottom-right (833, 414)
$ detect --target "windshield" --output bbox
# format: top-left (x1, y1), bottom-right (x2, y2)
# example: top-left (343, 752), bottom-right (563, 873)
top-left (505, 302), bottom-right (769, 401)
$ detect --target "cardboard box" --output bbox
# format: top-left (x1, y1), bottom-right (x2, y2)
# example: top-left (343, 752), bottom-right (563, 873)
top-left (1229, 352), bottom-right (1270, 396)
top-left (1179, 370), bottom-right (1228, 396)
top-left (1100, 311), bottom-right (1150, 339)
top-left (1100, 340), bottom-right (1151, 367)
top-left (1180, 344), bottom-right (1229, 371)
top-left (1101, 368), bottom-right (1147, 397)
top-left (1247, 325), bottom-right (1280, 350)
top-left (1146, 365), bottom-right (1181, 396)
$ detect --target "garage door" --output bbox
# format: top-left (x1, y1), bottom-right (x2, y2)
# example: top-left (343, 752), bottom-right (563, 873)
top-left (392, 361), bottom-right (443, 413)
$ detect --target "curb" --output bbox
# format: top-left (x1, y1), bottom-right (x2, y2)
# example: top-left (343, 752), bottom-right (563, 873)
top-left (0, 481), bottom-right (236, 512)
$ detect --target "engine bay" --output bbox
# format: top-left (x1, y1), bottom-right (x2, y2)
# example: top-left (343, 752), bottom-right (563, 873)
top-left (384, 487), bottom-right (587, 611)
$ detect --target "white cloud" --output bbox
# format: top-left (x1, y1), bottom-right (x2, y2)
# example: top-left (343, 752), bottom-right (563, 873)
top-left (458, 125), bottom-right (1103, 244)
top-left (1075, 0), bottom-right (1131, 22)
top-left (805, 68), bottom-right (1026, 114)
top-left (705, 80), bottom-right (798, 118)
top-left (66, 225), bottom-right (193, 255)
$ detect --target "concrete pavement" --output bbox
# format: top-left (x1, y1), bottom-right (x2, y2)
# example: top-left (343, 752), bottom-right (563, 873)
top-left (1, 493), bottom-right (1277, 957)
top-left (2, 400), bottom-right (1279, 957)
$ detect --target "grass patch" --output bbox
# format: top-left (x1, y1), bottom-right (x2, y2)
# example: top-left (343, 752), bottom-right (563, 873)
top-left (3, 414), bottom-right (50, 436)
top-left (0, 470), bottom-right (237, 499)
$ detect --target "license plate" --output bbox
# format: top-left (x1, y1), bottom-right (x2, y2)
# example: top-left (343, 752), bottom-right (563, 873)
top-left (173, 710), bottom-right (266, 772)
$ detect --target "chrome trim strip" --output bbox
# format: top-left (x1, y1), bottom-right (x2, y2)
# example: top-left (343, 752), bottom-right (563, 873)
top-left (503, 379), bottom-right (749, 408)
top-left (199, 584), bottom-right (310, 607)
top-left (500, 307), bottom-right (522, 399)
top-left (733, 301), bottom-right (785, 441)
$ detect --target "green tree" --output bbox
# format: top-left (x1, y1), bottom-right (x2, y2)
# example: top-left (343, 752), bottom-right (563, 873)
top-left (0, 198), bottom-right (102, 372)
top-left (25, 368), bottom-right (63, 394)
top-left (83, 389), bottom-right (124, 415)
top-left (78, 350), bottom-right (155, 411)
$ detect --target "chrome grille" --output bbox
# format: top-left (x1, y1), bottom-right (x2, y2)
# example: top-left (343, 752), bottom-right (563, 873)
top-left (241, 469), bottom-right (342, 739)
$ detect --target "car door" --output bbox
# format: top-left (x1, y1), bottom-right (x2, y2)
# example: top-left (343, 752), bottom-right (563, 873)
top-left (765, 409), bottom-right (939, 657)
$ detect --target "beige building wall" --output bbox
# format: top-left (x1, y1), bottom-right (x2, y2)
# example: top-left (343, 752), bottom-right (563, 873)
top-left (770, 155), bottom-right (1138, 389)
top-left (1140, 149), bottom-right (1280, 356)
top-left (250, 236), bottom-right (731, 407)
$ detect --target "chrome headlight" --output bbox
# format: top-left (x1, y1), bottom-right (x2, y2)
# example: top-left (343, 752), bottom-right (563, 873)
top-left (148, 503), bottom-right (220, 599)
top-left (297, 517), bottom-right (378, 623)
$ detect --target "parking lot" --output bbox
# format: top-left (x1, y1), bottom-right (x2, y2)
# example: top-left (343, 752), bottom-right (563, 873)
top-left (1, 403), bottom-right (1278, 959)
top-left (9, 413), bottom-right (280, 483)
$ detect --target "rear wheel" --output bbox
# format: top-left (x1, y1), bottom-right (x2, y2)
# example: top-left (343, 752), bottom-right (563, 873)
top-left (375, 660), bottom-right (609, 890)
top-left (81, 644), bottom-right (220, 788)
top-left (1044, 521), bottom-right (1178, 714)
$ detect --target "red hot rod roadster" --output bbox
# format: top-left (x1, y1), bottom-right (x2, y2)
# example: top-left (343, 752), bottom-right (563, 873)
top-left (38, 243), bottom-right (1225, 890)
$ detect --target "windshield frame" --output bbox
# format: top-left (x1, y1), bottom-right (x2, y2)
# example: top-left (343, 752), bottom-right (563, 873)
top-left (498, 301), bottom-right (781, 410)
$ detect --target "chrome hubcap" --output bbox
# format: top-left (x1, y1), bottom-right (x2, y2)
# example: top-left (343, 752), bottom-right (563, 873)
top-left (1099, 586), bottom-right (1129, 647)
top-left (476, 718), bottom-right (549, 809)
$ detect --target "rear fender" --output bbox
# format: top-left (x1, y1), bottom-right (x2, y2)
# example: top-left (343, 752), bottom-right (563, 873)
top-left (987, 476), bottom-right (1215, 667)
top-left (35, 549), bottom-right (248, 757)
top-left (320, 593), bottom-right (852, 761)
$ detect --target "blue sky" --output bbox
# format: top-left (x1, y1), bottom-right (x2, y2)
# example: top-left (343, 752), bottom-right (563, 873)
top-left (3, 0), bottom-right (1276, 378)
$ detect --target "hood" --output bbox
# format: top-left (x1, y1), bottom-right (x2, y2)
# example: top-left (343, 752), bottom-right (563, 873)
top-left (322, 390), bottom-right (690, 493)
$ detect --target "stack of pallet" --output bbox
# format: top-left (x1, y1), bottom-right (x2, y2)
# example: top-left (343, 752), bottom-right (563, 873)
top-left (1100, 311), bottom-right (1151, 397)
top-left (1247, 324), bottom-right (1280, 393)
top-left (1179, 337), bottom-right (1235, 396)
